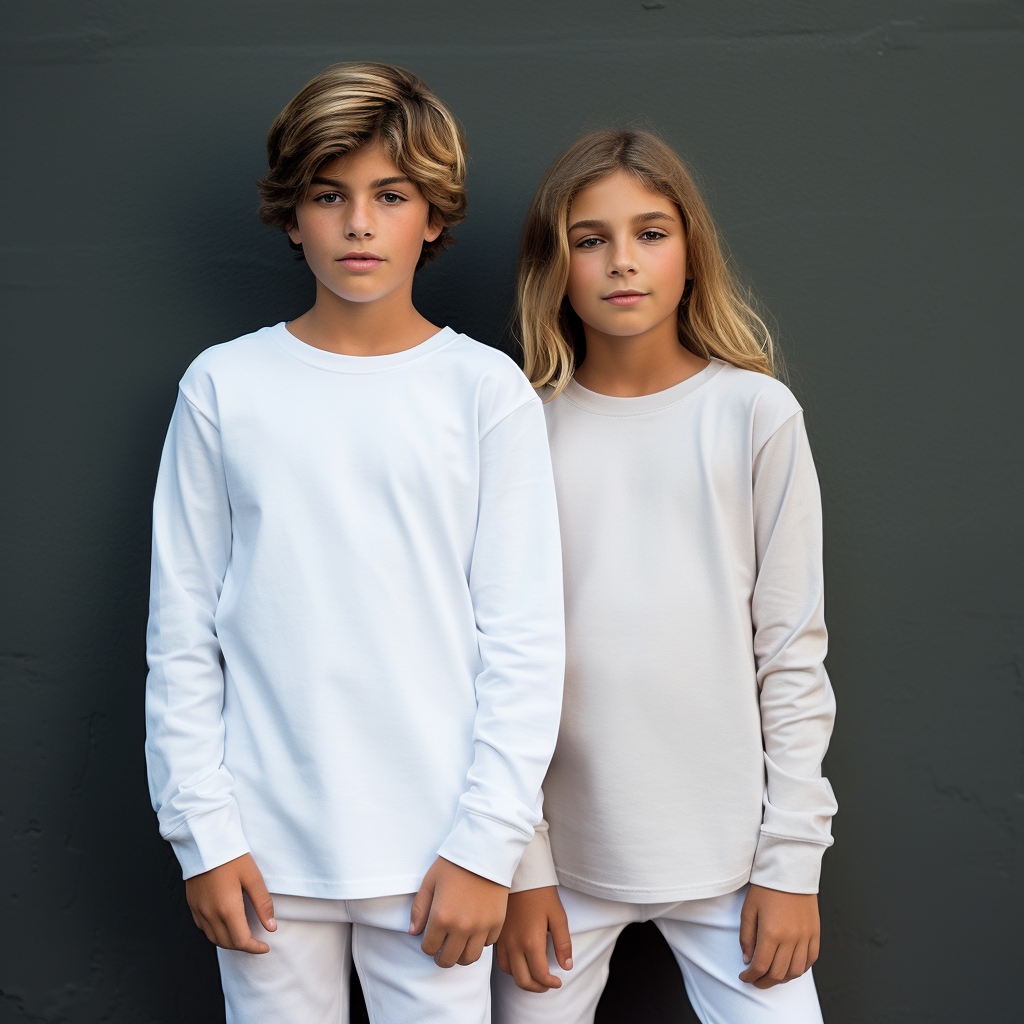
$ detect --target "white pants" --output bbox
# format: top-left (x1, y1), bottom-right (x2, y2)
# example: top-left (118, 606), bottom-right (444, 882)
top-left (492, 886), bottom-right (824, 1024)
top-left (218, 892), bottom-right (491, 1024)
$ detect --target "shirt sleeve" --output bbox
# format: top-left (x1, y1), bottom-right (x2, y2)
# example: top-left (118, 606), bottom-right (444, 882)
top-left (509, 816), bottom-right (560, 893)
top-left (748, 411), bottom-right (838, 894)
top-left (144, 390), bottom-right (250, 879)
top-left (436, 396), bottom-right (566, 886)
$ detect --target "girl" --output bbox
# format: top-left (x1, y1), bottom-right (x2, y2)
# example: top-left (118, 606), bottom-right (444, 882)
top-left (493, 130), bottom-right (837, 1023)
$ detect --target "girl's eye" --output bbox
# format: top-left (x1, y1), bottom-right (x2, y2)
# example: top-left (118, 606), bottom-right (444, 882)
top-left (640, 230), bottom-right (667, 241)
top-left (380, 192), bottom-right (405, 204)
top-left (575, 237), bottom-right (603, 248)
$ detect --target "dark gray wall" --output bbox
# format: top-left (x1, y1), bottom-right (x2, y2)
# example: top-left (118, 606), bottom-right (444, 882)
top-left (2, 2), bottom-right (1021, 1022)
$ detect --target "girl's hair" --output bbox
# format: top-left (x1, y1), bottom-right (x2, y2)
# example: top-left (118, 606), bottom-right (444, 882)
top-left (257, 62), bottom-right (467, 268)
top-left (518, 129), bottom-right (779, 394)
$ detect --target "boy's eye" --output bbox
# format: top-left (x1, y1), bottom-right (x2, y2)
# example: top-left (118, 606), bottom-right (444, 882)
top-left (380, 192), bottom-right (405, 204)
top-left (315, 192), bottom-right (342, 204)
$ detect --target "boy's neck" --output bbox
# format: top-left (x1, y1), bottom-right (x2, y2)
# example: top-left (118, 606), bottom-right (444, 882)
top-left (573, 317), bottom-right (709, 398)
top-left (286, 279), bottom-right (441, 357)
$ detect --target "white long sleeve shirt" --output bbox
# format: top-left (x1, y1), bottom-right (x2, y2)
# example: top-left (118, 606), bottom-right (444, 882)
top-left (512, 359), bottom-right (837, 901)
top-left (145, 323), bottom-right (565, 898)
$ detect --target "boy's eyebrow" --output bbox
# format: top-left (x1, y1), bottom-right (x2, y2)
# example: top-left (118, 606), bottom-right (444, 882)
top-left (309, 175), bottom-right (412, 188)
top-left (567, 211), bottom-right (675, 232)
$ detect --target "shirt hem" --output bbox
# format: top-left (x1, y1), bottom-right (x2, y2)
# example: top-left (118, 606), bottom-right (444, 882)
top-left (260, 871), bottom-right (425, 901)
top-left (555, 866), bottom-right (751, 904)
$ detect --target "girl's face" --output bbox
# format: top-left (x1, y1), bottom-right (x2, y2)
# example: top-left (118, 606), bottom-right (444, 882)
top-left (565, 170), bottom-right (688, 340)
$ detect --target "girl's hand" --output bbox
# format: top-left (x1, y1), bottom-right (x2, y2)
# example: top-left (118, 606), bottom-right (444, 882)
top-left (738, 884), bottom-right (820, 988)
top-left (495, 886), bottom-right (573, 992)
top-left (185, 853), bottom-right (276, 954)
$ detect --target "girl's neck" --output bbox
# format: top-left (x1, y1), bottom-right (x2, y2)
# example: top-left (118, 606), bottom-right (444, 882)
top-left (572, 317), bottom-right (709, 398)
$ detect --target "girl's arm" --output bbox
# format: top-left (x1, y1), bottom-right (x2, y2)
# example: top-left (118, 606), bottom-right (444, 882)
top-left (743, 409), bottom-right (838, 986)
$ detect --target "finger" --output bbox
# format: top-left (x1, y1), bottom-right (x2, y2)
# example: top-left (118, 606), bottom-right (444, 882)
top-left (457, 933), bottom-right (487, 967)
top-left (420, 915), bottom-right (447, 957)
top-left (807, 932), bottom-right (820, 968)
top-left (224, 904), bottom-right (270, 955)
top-left (192, 910), bottom-right (218, 946)
top-left (435, 931), bottom-right (467, 969)
top-left (495, 940), bottom-right (512, 975)
top-left (409, 877), bottom-right (435, 937)
top-left (739, 899), bottom-right (757, 965)
top-left (525, 941), bottom-right (561, 989)
top-left (241, 869), bottom-right (276, 933)
top-left (739, 931), bottom-right (776, 984)
top-left (510, 951), bottom-right (550, 994)
top-left (787, 941), bottom-right (809, 980)
top-left (549, 908), bottom-right (574, 972)
top-left (755, 942), bottom-right (795, 989)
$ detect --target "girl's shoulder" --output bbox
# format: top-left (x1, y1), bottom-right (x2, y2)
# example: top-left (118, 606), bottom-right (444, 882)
top-left (709, 361), bottom-right (803, 449)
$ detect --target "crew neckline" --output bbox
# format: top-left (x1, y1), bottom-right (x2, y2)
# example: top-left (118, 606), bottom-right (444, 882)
top-left (561, 359), bottom-right (726, 416)
top-left (271, 322), bottom-right (457, 374)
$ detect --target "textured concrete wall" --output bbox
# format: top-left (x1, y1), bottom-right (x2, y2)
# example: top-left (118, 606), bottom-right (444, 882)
top-left (2, 3), bottom-right (1021, 1021)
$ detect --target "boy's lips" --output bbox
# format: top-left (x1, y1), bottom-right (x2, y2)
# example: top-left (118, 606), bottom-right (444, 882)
top-left (603, 290), bottom-right (648, 306)
top-left (338, 251), bottom-right (384, 271)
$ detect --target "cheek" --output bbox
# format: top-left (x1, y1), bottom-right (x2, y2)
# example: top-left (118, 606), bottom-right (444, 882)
top-left (649, 243), bottom-right (688, 292)
top-left (566, 257), bottom-right (600, 305)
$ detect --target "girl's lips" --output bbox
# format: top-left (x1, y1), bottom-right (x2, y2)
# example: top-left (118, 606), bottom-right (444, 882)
top-left (603, 292), bottom-right (647, 306)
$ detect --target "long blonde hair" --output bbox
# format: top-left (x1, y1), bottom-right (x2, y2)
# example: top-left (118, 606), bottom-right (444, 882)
top-left (518, 129), bottom-right (779, 394)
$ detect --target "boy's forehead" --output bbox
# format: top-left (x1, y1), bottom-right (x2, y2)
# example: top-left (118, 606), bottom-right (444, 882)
top-left (316, 141), bottom-right (404, 182)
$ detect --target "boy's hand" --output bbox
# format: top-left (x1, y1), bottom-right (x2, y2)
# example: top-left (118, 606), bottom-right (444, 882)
top-left (184, 853), bottom-right (277, 954)
top-left (408, 857), bottom-right (508, 968)
top-left (739, 884), bottom-right (819, 988)
top-left (495, 886), bottom-right (573, 992)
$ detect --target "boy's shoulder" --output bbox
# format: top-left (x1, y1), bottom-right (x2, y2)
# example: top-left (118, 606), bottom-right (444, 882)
top-left (181, 323), bottom-right (281, 383)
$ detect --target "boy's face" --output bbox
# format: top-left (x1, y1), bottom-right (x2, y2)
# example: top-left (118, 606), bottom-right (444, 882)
top-left (287, 142), bottom-right (441, 306)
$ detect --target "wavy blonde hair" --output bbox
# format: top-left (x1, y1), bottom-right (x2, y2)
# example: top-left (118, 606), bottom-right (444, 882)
top-left (519, 129), bottom-right (779, 394)
top-left (257, 62), bottom-right (467, 268)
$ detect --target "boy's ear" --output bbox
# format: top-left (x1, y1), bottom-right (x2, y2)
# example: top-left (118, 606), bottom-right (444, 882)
top-left (424, 209), bottom-right (443, 244)
top-left (286, 218), bottom-right (301, 246)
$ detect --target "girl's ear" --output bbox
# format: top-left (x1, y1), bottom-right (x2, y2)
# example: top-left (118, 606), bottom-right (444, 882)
top-left (424, 209), bottom-right (443, 244)
top-left (286, 218), bottom-right (301, 246)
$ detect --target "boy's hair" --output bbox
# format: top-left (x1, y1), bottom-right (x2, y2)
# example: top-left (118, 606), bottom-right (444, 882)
top-left (257, 62), bottom-right (467, 269)
top-left (518, 129), bottom-right (779, 396)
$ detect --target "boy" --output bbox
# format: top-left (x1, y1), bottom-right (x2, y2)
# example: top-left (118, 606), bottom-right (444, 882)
top-left (145, 62), bottom-right (564, 1023)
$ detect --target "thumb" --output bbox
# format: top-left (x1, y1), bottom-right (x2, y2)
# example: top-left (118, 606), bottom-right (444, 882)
top-left (242, 862), bottom-right (276, 933)
top-left (409, 873), bottom-right (436, 936)
top-left (549, 907), bottom-right (574, 972)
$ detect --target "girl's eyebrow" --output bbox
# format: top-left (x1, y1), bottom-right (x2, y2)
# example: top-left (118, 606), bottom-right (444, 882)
top-left (567, 211), bottom-right (675, 232)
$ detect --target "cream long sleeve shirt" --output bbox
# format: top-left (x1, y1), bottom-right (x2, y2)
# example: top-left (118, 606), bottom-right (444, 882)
top-left (512, 359), bottom-right (837, 901)
top-left (145, 323), bottom-right (564, 898)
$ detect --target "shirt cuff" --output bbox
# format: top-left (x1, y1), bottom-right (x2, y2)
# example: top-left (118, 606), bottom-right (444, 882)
top-left (164, 802), bottom-right (250, 880)
top-left (510, 825), bottom-right (559, 893)
top-left (437, 809), bottom-right (532, 887)
top-left (749, 833), bottom-right (829, 894)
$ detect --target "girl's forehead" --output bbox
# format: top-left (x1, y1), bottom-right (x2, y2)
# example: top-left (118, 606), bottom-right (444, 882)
top-left (569, 171), bottom-right (679, 221)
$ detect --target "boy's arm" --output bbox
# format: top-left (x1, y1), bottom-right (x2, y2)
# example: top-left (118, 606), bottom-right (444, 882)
top-left (439, 393), bottom-right (564, 885)
top-left (146, 391), bottom-right (273, 955)
top-left (411, 393), bottom-right (565, 963)
top-left (743, 410), bottom-right (838, 985)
